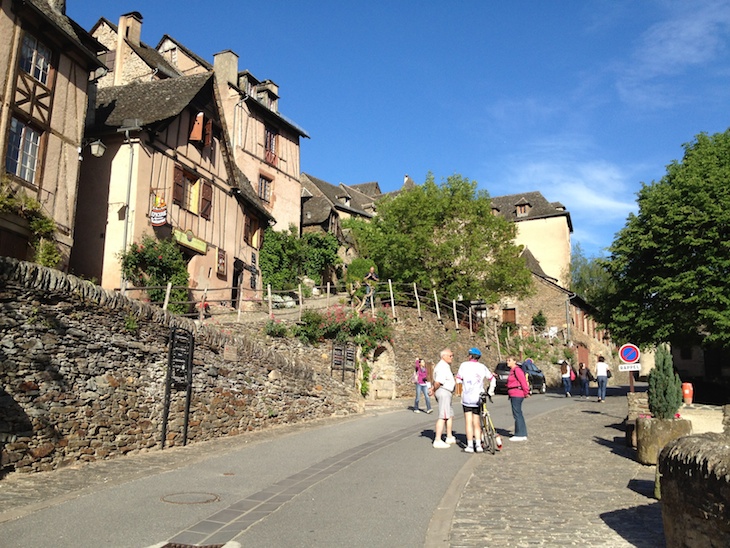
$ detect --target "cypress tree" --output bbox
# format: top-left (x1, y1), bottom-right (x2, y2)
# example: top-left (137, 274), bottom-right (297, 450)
top-left (648, 345), bottom-right (682, 419)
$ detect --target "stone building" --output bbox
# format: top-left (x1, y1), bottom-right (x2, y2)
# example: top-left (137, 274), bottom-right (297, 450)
top-left (0, 0), bottom-right (105, 267)
top-left (491, 191), bottom-right (572, 289)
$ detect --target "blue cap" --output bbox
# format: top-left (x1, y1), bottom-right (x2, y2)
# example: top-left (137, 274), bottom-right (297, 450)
top-left (468, 347), bottom-right (481, 358)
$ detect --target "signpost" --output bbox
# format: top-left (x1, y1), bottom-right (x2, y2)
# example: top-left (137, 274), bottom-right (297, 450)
top-left (618, 343), bottom-right (641, 392)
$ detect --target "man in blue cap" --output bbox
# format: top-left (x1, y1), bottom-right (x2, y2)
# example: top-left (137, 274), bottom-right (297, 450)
top-left (456, 347), bottom-right (496, 453)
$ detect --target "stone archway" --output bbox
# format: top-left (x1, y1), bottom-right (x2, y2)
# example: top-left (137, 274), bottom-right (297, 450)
top-left (366, 342), bottom-right (396, 400)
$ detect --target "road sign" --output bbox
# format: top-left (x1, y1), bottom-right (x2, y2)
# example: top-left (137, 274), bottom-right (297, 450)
top-left (619, 362), bottom-right (641, 372)
top-left (619, 343), bottom-right (640, 364)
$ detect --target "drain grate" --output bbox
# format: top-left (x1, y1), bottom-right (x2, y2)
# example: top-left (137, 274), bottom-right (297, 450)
top-left (161, 544), bottom-right (224, 548)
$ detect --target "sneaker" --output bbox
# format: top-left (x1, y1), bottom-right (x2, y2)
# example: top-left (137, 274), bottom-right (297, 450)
top-left (510, 436), bottom-right (527, 442)
top-left (567, 393), bottom-right (571, 397)
top-left (464, 445), bottom-right (475, 453)
top-left (445, 436), bottom-right (457, 445)
top-left (475, 444), bottom-right (484, 453)
top-left (433, 440), bottom-right (450, 449)
top-left (426, 409), bottom-right (433, 414)
top-left (413, 409), bottom-right (421, 413)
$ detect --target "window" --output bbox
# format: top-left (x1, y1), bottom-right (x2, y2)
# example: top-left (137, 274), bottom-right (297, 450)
top-left (19, 33), bottom-right (51, 85)
top-left (264, 126), bottom-right (277, 166)
top-left (173, 166), bottom-right (212, 219)
top-left (190, 112), bottom-right (213, 147)
top-left (6, 117), bottom-right (41, 184)
top-left (516, 204), bottom-right (529, 217)
top-left (258, 175), bottom-right (272, 203)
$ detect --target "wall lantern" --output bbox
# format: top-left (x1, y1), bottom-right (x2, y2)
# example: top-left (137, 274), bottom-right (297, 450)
top-left (88, 139), bottom-right (106, 158)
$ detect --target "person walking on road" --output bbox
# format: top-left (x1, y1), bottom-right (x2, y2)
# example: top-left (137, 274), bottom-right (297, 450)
top-left (578, 362), bottom-right (592, 398)
top-left (413, 358), bottom-right (432, 414)
top-left (595, 355), bottom-right (611, 402)
top-left (506, 355), bottom-right (530, 441)
top-left (455, 347), bottom-right (496, 453)
top-left (429, 348), bottom-right (456, 448)
top-left (559, 359), bottom-right (573, 397)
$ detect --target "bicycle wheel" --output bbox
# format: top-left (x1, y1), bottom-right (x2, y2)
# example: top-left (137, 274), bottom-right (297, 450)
top-left (480, 413), bottom-right (495, 454)
top-left (484, 416), bottom-right (497, 455)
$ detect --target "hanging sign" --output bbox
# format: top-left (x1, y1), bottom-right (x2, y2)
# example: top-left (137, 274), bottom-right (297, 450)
top-left (150, 195), bottom-right (168, 227)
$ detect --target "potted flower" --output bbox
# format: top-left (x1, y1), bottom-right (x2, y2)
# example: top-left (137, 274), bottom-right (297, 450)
top-left (636, 345), bottom-right (691, 465)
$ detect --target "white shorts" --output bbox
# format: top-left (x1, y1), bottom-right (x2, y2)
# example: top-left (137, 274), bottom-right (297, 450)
top-left (435, 387), bottom-right (454, 420)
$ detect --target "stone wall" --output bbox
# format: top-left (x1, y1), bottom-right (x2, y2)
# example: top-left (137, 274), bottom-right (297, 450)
top-left (0, 258), bottom-right (360, 475)
top-left (659, 411), bottom-right (730, 546)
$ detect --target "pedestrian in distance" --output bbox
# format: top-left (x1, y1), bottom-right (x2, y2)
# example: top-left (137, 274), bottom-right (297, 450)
top-left (595, 355), bottom-right (611, 402)
top-left (559, 359), bottom-right (573, 397)
top-left (578, 362), bottom-right (592, 398)
top-left (506, 355), bottom-right (530, 441)
top-left (429, 348), bottom-right (457, 448)
top-left (455, 347), bottom-right (496, 453)
top-left (412, 358), bottom-right (432, 414)
top-left (361, 266), bottom-right (378, 309)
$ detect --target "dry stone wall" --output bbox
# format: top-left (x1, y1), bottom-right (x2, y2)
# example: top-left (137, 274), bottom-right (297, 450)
top-left (659, 417), bottom-right (730, 547)
top-left (0, 258), bottom-right (361, 475)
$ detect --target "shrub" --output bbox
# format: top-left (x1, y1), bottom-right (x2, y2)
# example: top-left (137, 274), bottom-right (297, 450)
top-left (119, 235), bottom-right (190, 314)
top-left (648, 345), bottom-right (682, 420)
top-left (265, 319), bottom-right (288, 338)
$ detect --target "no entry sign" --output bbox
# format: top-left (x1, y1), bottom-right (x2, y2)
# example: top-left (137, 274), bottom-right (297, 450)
top-left (619, 343), bottom-right (640, 364)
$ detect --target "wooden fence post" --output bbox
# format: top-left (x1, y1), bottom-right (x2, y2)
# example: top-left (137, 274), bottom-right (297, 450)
top-left (267, 284), bottom-right (273, 318)
top-left (326, 282), bottom-right (331, 309)
top-left (388, 279), bottom-right (396, 320)
top-left (162, 282), bottom-right (172, 311)
top-left (452, 300), bottom-right (460, 331)
top-left (298, 284), bottom-right (303, 323)
top-left (433, 290), bottom-right (442, 323)
top-left (414, 283), bottom-right (422, 320)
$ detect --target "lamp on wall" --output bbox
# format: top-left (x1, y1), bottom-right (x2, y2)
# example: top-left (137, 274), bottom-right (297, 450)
top-left (80, 139), bottom-right (107, 158)
top-left (88, 139), bottom-right (106, 158)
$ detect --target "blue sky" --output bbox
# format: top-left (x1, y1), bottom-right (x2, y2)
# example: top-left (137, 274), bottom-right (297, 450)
top-left (68, 0), bottom-right (730, 258)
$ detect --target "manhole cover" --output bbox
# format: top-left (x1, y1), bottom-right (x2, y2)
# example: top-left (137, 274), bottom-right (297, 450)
top-left (161, 544), bottom-right (224, 548)
top-left (161, 492), bottom-right (220, 505)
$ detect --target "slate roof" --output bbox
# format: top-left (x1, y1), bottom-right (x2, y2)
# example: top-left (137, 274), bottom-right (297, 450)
top-left (21, 0), bottom-right (105, 68)
top-left (300, 173), bottom-right (374, 218)
top-left (92, 17), bottom-right (181, 79)
top-left (490, 191), bottom-right (573, 232)
top-left (301, 196), bottom-right (333, 226)
top-left (521, 247), bottom-right (550, 280)
top-left (156, 34), bottom-right (212, 70)
top-left (348, 181), bottom-right (382, 198)
top-left (94, 72), bottom-right (213, 129)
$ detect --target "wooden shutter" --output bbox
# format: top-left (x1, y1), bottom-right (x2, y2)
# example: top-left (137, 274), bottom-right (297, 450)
top-left (173, 166), bottom-right (184, 205)
top-left (200, 180), bottom-right (212, 220)
top-left (190, 112), bottom-right (204, 142)
top-left (204, 118), bottom-right (213, 147)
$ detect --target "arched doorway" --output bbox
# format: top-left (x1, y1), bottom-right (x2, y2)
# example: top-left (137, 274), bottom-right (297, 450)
top-left (366, 342), bottom-right (396, 400)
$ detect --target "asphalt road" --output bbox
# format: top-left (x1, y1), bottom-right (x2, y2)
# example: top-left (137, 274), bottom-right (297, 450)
top-left (0, 392), bottom-right (570, 547)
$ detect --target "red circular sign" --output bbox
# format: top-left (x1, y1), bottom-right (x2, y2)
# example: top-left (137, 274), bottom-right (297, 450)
top-left (619, 343), bottom-right (640, 364)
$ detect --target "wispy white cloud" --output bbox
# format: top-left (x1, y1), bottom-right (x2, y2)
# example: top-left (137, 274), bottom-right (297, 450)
top-left (616, 0), bottom-right (730, 106)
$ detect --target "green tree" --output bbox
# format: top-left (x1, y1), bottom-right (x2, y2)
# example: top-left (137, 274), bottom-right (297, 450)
top-left (648, 345), bottom-right (682, 419)
top-left (598, 130), bottom-right (730, 348)
top-left (570, 243), bottom-right (614, 304)
top-left (346, 173), bottom-right (532, 302)
top-left (260, 226), bottom-right (340, 289)
top-left (119, 235), bottom-right (189, 313)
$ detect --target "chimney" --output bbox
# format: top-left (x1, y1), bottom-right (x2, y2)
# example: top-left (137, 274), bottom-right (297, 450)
top-left (114, 12), bottom-right (143, 86)
top-left (47, 0), bottom-right (66, 14)
top-left (119, 12), bottom-right (143, 46)
top-left (213, 50), bottom-right (239, 88)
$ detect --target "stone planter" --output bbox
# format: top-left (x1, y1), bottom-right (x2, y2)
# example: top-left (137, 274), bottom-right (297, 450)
top-left (636, 417), bottom-right (692, 465)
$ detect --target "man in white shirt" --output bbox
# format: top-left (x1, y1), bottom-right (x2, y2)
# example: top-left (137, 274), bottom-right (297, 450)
top-left (429, 348), bottom-right (456, 448)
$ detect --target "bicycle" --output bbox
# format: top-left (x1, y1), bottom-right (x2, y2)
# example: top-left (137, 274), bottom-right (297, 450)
top-left (478, 392), bottom-right (502, 454)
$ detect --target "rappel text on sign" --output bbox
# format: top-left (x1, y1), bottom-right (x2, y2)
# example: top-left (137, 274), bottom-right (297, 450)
top-left (619, 363), bottom-right (641, 372)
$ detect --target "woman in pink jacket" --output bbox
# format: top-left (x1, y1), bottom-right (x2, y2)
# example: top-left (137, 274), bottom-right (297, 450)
top-left (506, 355), bottom-right (531, 441)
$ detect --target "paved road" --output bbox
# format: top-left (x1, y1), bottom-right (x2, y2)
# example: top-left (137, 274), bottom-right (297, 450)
top-left (0, 385), bottom-right (665, 547)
